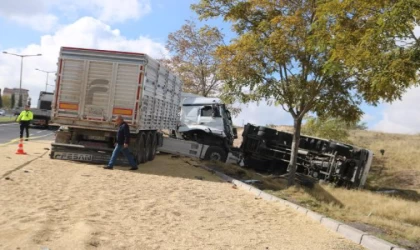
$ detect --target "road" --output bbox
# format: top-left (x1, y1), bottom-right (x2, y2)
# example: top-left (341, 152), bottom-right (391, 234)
top-left (0, 123), bottom-right (55, 146)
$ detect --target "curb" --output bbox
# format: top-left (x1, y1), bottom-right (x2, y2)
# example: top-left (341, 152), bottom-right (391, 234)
top-left (201, 165), bottom-right (405, 250)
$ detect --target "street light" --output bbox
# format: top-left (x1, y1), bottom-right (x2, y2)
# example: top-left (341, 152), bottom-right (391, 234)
top-left (35, 68), bottom-right (55, 92)
top-left (2, 51), bottom-right (42, 107)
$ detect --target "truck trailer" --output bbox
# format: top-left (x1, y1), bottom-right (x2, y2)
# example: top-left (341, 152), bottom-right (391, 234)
top-left (14, 91), bottom-right (54, 128)
top-left (50, 47), bottom-right (182, 165)
top-left (240, 124), bottom-right (373, 188)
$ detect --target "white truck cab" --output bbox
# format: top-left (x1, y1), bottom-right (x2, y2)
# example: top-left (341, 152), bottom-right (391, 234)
top-left (177, 96), bottom-right (237, 145)
top-left (158, 93), bottom-right (239, 163)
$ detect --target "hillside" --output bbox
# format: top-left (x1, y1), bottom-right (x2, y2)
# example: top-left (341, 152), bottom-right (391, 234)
top-left (349, 130), bottom-right (420, 191)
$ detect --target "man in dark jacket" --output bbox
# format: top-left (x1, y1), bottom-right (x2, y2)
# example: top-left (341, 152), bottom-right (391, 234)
top-left (104, 115), bottom-right (138, 170)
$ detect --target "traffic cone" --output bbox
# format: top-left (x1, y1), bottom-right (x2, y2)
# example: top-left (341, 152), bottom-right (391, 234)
top-left (16, 139), bottom-right (27, 155)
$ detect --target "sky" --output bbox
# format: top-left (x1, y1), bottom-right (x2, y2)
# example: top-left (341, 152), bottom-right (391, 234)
top-left (0, 0), bottom-right (419, 134)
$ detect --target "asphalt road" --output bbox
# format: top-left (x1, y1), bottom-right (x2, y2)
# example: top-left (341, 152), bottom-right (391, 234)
top-left (0, 123), bottom-right (55, 146)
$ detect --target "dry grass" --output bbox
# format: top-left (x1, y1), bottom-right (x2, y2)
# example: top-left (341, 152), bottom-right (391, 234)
top-left (268, 185), bottom-right (420, 243)
top-left (230, 126), bottom-right (420, 248)
top-left (350, 130), bottom-right (420, 172)
top-left (349, 130), bottom-right (420, 190)
top-left (209, 158), bottom-right (420, 247)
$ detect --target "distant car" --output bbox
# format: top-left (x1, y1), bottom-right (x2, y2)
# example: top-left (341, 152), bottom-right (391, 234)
top-left (0, 109), bottom-right (5, 116)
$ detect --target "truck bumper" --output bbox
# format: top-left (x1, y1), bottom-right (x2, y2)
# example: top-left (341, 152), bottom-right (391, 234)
top-left (32, 119), bottom-right (47, 126)
top-left (50, 143), bottom-right (131, 165)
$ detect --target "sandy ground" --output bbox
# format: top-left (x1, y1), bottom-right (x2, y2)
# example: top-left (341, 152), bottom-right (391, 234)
top-left (0, 140), bottom-right (363, 250)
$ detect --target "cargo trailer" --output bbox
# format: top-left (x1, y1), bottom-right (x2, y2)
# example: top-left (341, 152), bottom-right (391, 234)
top-left (50, 47), bottom-right (182, 165)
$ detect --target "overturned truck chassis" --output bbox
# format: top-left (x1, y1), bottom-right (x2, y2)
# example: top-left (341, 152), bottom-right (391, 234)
top-left (240, 124), bottom-right (373, 188)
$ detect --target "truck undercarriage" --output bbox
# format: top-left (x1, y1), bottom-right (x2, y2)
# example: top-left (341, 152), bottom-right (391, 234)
top-left (51, 126), bottom-right (163, 165)
top-left (240, 124), bottom-right (373, 189)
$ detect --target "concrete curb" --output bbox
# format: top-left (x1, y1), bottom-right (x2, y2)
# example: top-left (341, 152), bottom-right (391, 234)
top-left (201, 165), bottom-right (405, 250)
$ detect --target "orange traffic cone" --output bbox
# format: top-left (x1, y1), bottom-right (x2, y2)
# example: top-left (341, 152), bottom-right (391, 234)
top-left (16, 139), bottom-right (27, 155)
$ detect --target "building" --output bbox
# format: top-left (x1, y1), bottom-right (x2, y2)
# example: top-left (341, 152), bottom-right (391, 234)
top-left (2, 88), bottom-right (29, 108)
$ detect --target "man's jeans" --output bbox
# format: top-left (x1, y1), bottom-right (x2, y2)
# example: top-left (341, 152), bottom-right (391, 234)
top-left (108, 144), bottom-right (137, 168)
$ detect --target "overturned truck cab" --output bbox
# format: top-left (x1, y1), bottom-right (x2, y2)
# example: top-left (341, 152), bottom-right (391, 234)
top-left (240, 124), bottom-right (373, 189)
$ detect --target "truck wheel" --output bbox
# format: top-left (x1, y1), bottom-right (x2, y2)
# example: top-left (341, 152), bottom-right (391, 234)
top-left (204, 146), bottom-right (227, 162)
top-left (136, 133), bottom-right (147, 164)
top-left (148, 133), bottom-right (158, 161)
top-left (144, 132), bottom-right (153, 162)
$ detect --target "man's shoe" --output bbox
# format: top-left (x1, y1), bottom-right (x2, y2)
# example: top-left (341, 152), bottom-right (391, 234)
top-left (129, 167), bottom-right (138, 171)
top-left (25, 138), bottom-right (29, 141)
top-left (103, 166), bottom-right (113, 170)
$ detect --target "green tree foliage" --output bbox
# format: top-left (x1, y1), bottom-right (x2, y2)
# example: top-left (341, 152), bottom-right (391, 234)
top-left (2, 96), bottom-right (11, 110)
top-left (17, 94), bottom-right (22, 108)
top-left (192, 0), bottom-right (419, 186)
top-left (302, 116), bottom-right (364, 143)
top-left (11, 94), bottom-right (15, 109)
top-left (0, 92), bottom-right (3, 108)
top-left (162, 19), bottom-right (224, 97)
top-left (162, 19), bottom-right (242, 116)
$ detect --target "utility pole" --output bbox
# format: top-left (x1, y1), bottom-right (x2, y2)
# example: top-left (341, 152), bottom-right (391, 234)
top-left (35, 68), bottom-right (55, 91)
top-left (2, 51), bottom-right (42, 108)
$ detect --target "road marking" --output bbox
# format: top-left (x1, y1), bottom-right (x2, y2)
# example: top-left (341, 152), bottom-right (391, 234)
top-left (0, 133), bottom-right (54, 147)
top-left (37, 131), bottom-right (43, 134)
top-left (0, 123), bottom-right (16, 127)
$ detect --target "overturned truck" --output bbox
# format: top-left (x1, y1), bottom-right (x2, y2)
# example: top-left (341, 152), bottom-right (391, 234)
top-left (240, 124), bottom-right (373, 188)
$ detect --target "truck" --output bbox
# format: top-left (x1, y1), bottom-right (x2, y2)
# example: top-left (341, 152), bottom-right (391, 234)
top-left (49, 47), bottom-right (182, 165)
top-left (158, 93), bottom-right (239, 163)
top-left (158, 96), bottom-right (373, 188)
top-left (240, 124), bottom-right (373, 188)
top-left (14, 91), bottom-right (54, 128)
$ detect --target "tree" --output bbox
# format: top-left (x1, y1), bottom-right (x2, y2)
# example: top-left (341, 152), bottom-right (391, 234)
top-left (302, 116), bottom-right (350, 142)
top-left (0, 91), bottom-right (3, 108)
top-left (192, 0), bottom-right (419, 186)
top-left (302, 116), bottom-right (368, 142)
top-left (2, 96), bottom-right (11, 110)
top-left (349, 122), bottom-right (368, 131)
top-left (11, 94), bottom-right (15, 109)
top-left (162, 19), bottom-right (224, 97)
top-left (17, 94), bottom-right (22, 108)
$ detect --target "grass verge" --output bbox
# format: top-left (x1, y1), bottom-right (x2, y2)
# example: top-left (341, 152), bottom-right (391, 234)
top-left (207, 160), bottom-right (420, 249)
top-left (0, 116), bottom-right (15, 123)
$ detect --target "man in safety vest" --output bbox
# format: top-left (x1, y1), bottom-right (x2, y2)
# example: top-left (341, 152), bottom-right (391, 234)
top-left (16, 105), bottom-right (33, 141)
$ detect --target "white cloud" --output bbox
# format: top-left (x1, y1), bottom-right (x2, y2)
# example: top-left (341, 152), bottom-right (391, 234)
top-left (373, 87), bottom-right (420, 134)
top-left (0, 0), bottom-right (151, 32)
top-left (92, 0), bottom-right (151, 23)
top-left (232, 102), bottom-right (292, 127)
top-left (0, 17), bottom-right (167, 106)
top-left (361, 113), bottom-right (375, 123)
top-left (10, 14), bottom-right (59, 32)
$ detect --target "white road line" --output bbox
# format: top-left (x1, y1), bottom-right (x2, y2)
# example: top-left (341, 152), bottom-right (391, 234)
top-left (0, 123), bottom-right (16, 127)
top-left (37, 131), bottom-right (43, 134)
top-left (0, 133), bottom-right (54, 147)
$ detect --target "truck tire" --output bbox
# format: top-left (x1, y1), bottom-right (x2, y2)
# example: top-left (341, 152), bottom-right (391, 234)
top-left (136, 132), bottom-right (147, 164)
top-left (204, 146), bottom-right (227, 162)
top-left (148, 133), bottom-right (158, 161)
top-left (145, 132), bottom-right (153, 162)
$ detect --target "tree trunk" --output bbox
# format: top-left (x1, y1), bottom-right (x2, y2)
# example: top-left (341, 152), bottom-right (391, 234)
top-left (288, 117), bottom-right (303, 187)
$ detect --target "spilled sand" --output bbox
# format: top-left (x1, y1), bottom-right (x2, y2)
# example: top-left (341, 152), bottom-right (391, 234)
top-left (0, 140), bottom-right (362, 249)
